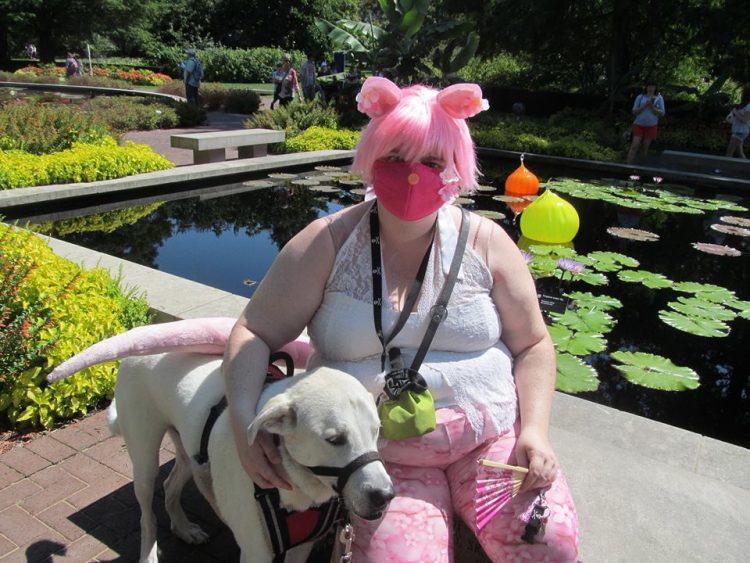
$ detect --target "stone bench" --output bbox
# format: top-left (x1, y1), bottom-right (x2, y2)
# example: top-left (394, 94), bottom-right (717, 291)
top-left (659, 150), bottom-right (750, 176)
top-left (170, 128), bottom-right (286, 164)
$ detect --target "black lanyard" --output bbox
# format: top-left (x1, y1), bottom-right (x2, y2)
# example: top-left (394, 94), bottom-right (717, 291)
top-left (369, 203), bottom-right (436, 371)
top-left (369, 203), bottom-right (470, 375)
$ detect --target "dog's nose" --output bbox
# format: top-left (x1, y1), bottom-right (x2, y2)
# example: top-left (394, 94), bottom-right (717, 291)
top-left (368, 487), bottom-right (395, 509)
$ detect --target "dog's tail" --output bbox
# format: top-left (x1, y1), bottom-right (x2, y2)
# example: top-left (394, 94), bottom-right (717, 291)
top-left (107, 399), bottom-right (121, 436)
top-left (46, 317), bottom-right (314, 383)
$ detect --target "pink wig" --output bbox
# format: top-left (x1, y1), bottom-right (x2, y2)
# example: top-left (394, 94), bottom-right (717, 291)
top-left (352, 78), bottom-right (488, 194)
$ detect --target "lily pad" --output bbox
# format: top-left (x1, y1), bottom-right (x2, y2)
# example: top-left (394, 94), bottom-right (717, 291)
top-left (314, 165), bottom-right (342, 171)
top-left (658, 310), bottom-right (730, 337)
top-left (617, 270), bottom-right (673, 289)
top-left (475, 184), bottom-right (497, 192)
top-left (350, 188), bottom-right (368, 196)
top-left (291, 178), bottom-right (321, 186)
top-left (709, 223), bottom-right (750, 237)
top-left (720, 215), bottom-right (750, 228)
top-left (455, 197), bottom-right (475, 206)
top-left (671, 282), bottom-right (736, 300)
top-left (587, 251), bottom-right (640, 273)
top-left (607, 227), bottom-right (660, 242)
top-left (475, 210), bottom-right (506, 221)
top-left (548, 325), bottom-right (607, 356)
top-left (576, 271), bottom-right (609, 286)
top-left (268, 173), bottom-right (298, 180)
top-left (322, 171), bottom-right (348, 177)
top-left (691, 242), bottom-right (742, 257)
top-left (566, 291), bottom-right (623, 311)
top-left (667, 297), bottom-right (737, 321)
top-left (309, 185), bottom-right (340, 193)
top-left (549, 309), bottom-right (615, 334)
top-left (338, 179), bottom-right (362, 187)
top-left (725, 299), bottom-right (750, 321)
top-left (610, 351), bottom-right (700, 391)
top-left (555, 353), bottom-right (600, 393)
top-left (492, 194), bottom-right (525, 203)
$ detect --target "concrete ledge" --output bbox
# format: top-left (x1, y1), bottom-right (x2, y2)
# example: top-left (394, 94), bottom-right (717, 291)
top-left (41, 233), bottom-right (750, 562)
top-left (0, 149), bottom-right (356, 209)
top-left (661, 150), bottom-right (750, 175)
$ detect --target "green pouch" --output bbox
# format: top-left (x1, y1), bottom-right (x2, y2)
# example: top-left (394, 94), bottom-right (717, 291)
top-left (378, 389), bottom-right (436, 441)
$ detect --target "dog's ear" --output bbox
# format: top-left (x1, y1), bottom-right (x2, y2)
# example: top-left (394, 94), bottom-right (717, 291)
top-left (246, 395), bottom-right (297, 446)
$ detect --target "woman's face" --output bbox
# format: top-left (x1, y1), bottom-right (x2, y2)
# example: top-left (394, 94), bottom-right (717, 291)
top-left (645, 84), bottom-right (656, 96)
top-left (384, 149), bottom-right (445, 171)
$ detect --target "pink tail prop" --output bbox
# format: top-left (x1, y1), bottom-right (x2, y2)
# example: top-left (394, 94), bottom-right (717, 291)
top-left (47, 317), bottom-right (313, 383)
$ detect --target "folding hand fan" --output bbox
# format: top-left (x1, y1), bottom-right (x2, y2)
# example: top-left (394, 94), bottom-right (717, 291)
top-left (475, 458), bottom-right (529, 531)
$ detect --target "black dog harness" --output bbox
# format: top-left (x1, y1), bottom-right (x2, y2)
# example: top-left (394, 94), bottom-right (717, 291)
top-left (195, 352), bottom-right (384, 562)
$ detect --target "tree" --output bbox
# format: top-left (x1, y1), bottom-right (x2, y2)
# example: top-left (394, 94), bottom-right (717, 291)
top-left (317, 0), bottom-right (479, 84)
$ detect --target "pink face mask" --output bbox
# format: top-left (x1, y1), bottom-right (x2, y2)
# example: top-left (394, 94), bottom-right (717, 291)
top-left (372, 159), bottom-right (446, 221)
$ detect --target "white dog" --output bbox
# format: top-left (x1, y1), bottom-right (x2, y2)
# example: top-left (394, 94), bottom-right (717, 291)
top-left (48, 320), bottom-right (394, 563)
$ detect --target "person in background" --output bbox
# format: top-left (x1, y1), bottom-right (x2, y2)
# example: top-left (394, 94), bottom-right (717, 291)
top-left (300, 54), bottom-right (317, 101)
top-left (180, 48), bottom-right (204, 106)
top-left (270, 63), bottom-right (285, 110)
top-left (74, 53), bottom-right (84, 77)
top-left (725, 88), bottom-right (750, 159)
top-left (222, 76), bottom-right (579, 562)
top-left (65, 52), bottom-right (78, 79)
top-left (626, 80), bottom-right (665, 164)
top-left (277, 53), bottom-right (301, 107)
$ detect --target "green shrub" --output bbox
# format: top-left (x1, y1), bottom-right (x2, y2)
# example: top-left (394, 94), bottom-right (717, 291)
top-left (0, 137), bottom-right (174, 189)
top-left (171, 101), bottom-right (207, 126)
top-left (245, 99), bottom-right (338, 144)
top-left (0, 102), bottom-right (109, 154)
top-left (147, 46), bottom-right (305, 83)
top-left (158, 82), bottom-right (261, 114)
top-left (0, 223), bottom-right (153, 430)
top-left (457, 53), bottom-right (532, 87)
top-left (86, 97), bottom-right (179, 132)
top-left (284, 126), bottom-right (360, 152)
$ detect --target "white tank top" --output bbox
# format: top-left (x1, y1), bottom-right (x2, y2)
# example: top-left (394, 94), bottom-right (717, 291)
top-left (307, 205), bottom-right (517, 436)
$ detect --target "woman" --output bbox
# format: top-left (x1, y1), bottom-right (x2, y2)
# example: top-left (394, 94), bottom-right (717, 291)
top-left (223, 77), bottom-right (579, 561)
top-left (725, 89), bottom-right (750, 159)
top-left (277, 53), bottom-right (301, 107)
top-left (627, 80), bottom-right (666, 164)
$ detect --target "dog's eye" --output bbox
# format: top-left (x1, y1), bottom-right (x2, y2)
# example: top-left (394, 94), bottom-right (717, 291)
top-left (325, 434), bottom-right (347, 446)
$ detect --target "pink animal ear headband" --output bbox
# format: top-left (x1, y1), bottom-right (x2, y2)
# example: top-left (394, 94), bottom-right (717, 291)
top-left (355, 76), bottom-right (489, 120)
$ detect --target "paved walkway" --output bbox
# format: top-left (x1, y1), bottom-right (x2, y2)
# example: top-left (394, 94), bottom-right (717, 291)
top-left (0, 411), bottom-right (238, 562)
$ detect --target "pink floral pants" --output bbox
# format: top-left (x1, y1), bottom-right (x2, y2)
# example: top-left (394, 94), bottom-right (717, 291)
top-left (350, 408), bottom-right (579, 562)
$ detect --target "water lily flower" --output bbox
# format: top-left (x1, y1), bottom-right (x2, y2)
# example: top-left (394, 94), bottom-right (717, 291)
top-left (520, 250), bottom-right (534, 264)
top-left (653, 176), bottom-right (663, 184)
top-left (557, 257), bottom-right (585, 275)
top-left (629, 175), bottom-right (640, 181)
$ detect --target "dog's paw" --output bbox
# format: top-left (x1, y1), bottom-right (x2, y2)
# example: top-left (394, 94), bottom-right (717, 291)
top-left (171, 522), bottom-right (210, 545)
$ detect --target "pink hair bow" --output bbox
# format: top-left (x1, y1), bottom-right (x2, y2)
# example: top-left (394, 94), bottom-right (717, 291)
top-left (356, 76), bottom-right (402, 118)
top-left (436, 83), bottom-right (489, 119)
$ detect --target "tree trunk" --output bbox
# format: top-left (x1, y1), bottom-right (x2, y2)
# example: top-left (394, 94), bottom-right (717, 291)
top-left (607, 0), bottom-right (634, 106)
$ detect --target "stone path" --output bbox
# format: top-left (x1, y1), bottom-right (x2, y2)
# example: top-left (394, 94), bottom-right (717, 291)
top-left (0, 411), bottom-right (238, 562)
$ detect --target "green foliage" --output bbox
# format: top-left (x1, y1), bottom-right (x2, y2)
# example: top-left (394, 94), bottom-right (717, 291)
top-left (157, 81), bottom-right (261, 114)
top-left (457, 52), bottom-right (532, 87)
top-left (0, 223), bottom-right (153, 430)
top-left (87, 97), bottom-right (180, 132)
top-left (0, 137), bottom-right (173, 190)
top-left (610, 351), bottom-right (700, 391)
top-left (0, 102), bottom-right (109, 155)
top-left (472, 118), bottom-right (621, 162)
top-left (147, 46), bottom-right (306, 83)
top-left (245, 99), bottom-right (339, 143)
top-left (284, 127), bottom-right (360, 152)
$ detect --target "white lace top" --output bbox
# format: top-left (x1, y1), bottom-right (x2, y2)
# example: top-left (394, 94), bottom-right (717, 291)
top-left (307, 205), bottom-right (518, 437)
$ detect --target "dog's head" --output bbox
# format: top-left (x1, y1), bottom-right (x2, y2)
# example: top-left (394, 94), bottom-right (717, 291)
top-left (247, 367), bottom-right (394, 520)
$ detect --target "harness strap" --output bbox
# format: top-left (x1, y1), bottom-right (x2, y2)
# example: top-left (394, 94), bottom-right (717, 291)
top-left (194, 396), bottom-right (227, 465)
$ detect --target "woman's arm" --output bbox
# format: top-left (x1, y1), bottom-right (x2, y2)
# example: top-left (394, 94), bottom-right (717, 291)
top-left (223, 215), bottom-right (336, 488)
top-left (484, 218), bottom-right (558, 492)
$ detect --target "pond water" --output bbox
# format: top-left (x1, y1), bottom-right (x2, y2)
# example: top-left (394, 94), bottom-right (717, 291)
top-left (8, 162), bottom-right (750, 448)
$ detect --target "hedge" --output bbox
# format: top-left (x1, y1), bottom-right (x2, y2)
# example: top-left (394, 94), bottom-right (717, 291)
top-left (0, 137), bottom-right (173, 189)
top-left (0, 223), bottom-right (153, 430)
top-left (284, 126), bottom-right (360, 152)
top-left (146, 46), bottom-right (305, 83)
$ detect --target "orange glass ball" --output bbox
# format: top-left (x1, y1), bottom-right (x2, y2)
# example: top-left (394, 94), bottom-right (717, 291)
top-left (504, 160), bottom-right (540, 196)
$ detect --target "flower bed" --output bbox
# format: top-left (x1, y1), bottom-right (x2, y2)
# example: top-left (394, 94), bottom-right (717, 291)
top-left (14, 65), bottom-right (172, 86)
top-left (0, 223), bottom-right (153, 430)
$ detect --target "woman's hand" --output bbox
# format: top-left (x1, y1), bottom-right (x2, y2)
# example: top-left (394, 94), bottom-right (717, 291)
top-left (515, 426), bottom-right (559, 493)
top-left (233, 425), bottom-right (293, 490)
